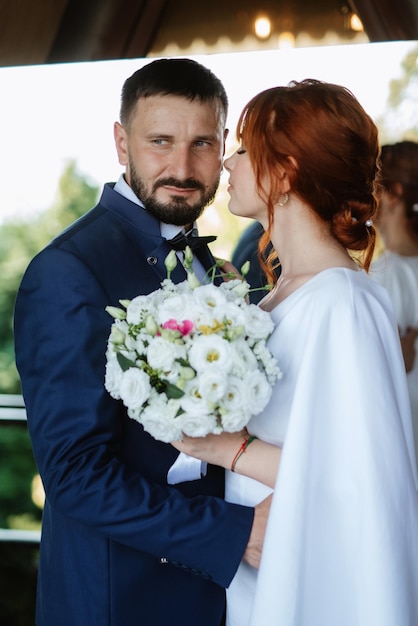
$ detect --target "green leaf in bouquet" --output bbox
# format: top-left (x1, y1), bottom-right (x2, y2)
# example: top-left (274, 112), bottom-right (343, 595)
top-left (117, 352), bottom-right (137, 371)
top-left (164, 382), bottom-right (185, 399)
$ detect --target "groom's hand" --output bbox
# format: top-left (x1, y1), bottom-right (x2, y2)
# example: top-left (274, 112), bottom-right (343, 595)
top-left (244, 494), bottom-right (272, 569)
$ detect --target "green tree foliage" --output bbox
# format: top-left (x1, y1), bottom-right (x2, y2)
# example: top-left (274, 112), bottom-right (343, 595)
top-left (378, 45), bottom-right (418, 143)
top-left (0, 425), bottom-right (41, 528)
top-left (0, 161), bottom-right (99, 532)
top-left (0, 163), bottom-right (99, 624)
top-left (0, 160), bottom-right (99, 394)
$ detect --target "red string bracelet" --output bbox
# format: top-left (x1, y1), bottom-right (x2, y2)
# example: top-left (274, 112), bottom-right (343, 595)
top-left (231, 435), bottom-right (257, 472)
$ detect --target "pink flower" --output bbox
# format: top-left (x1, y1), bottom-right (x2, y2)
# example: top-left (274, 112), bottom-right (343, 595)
top-left (162, 318), bottom-right (194, 336)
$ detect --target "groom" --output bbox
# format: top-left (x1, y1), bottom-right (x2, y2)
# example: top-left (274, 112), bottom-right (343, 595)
top-left (14, 58), bottom-right (269, 626)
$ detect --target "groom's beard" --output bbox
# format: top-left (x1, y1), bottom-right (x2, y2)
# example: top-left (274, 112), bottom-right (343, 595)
top-left (128, 158), bottom-right (219, 226)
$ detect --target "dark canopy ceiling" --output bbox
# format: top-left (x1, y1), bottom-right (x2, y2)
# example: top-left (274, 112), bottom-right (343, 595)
top-left (0, 0), bottom-right (417, 68)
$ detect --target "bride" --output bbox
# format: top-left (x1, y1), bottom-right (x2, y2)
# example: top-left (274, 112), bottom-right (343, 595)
top-left (173, 79), bottom-right (418, 626)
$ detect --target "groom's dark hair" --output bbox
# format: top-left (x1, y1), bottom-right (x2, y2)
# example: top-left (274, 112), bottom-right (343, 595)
top-left (120, 58), bottom-right (228, 128)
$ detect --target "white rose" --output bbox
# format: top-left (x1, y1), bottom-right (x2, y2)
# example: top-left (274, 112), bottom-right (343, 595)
top-left (220, 278), bottom-right (250, 300)
top-left (192, 301), bottom-right (228, 331)
top-left (166, 278), bottom-right (191, 295)
top-left (146, 336), bottom-right (185, 371)
top-left (220, 410), bottom-right (251, 433)
top-left (242, 304), bottom-right (275, 340)
top-left (180, 379), bottom-right (212, 416)
top-left (231, 338), bottom-right (258, 377)
top-left (119, 367), bottom-right (151, 411)
top-left (104, 352), bottom-right (123, 398)
top-left (217, 376), bottom-right (251, 432)
top-left (197, 369), bottom-right (228, 402)
top-left (193, 284), bottom-right (228, 310)
top-left (188, 302), bottom-right (219, 329)
top-left (221, 300), bottom-right (246, 326)
top-left (219, 375), bottom-right (246, 412)
top-left (139, 395), bottom-right (183, 443)
top-left (177, 411), bottom-right (220, 437)
top-left (243, 370), bottom-right (273, 415)
top-left (157, 293), bottom-right (190, 325)
top-left (126, 295), bottom-right (151, 324)
top-left (188, 335), bottom-right (233, 373)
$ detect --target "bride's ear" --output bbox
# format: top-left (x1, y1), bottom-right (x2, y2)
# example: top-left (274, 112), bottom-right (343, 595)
top-left (281, 156), bottom-right (297, 193)
top-left (277, 166), bottom-right (292, 196)
top-left (272, 156), bottom-right (296, 204)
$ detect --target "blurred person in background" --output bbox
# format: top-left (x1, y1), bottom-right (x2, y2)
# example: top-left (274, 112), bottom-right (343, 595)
top-left (231, 221), bottom-right (280, 304)
top-left (371, 140), bottom-right (418, 476)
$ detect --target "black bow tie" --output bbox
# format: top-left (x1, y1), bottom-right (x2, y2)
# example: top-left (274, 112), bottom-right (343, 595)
top-left (168, 231), bottom-right (217, 251)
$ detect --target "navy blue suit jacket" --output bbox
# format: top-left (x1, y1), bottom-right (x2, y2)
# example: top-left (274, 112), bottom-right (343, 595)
top-left (14, 183), bottom-right (254, 626)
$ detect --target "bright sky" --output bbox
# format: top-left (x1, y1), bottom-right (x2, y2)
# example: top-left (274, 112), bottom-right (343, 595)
top-left (1, 40), bottom-right (416, 224)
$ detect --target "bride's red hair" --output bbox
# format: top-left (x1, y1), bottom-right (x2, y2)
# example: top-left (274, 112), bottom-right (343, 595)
top-left (237, 79), bottom-right (380, 282)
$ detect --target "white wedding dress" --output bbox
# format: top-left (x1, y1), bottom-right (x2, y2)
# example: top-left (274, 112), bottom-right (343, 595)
top-left (370, 251), bottom-right (418, 476)
top-left (226, 268), bottom-right (418, 626)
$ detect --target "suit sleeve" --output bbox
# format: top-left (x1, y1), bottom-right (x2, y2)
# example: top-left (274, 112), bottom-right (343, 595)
top-left (14, 246), bottom-right (253, 588)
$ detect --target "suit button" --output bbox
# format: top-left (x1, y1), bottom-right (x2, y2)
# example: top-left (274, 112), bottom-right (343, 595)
top-left (160, 557), bottom-right (169, 564)
top-left (147, 256), bottom-right (158, 265)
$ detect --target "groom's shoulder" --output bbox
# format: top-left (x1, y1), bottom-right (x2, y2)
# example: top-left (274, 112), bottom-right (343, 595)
top-left (46, 182), bottom-right (129, 255)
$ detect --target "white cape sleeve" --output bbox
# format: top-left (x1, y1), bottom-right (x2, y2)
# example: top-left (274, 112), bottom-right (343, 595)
top-left (249, 272), bottom-right (418, 626)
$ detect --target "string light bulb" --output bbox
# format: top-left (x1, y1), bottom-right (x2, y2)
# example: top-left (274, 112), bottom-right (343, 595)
top-left (350, 13), bottom-right (364, 32)
top-left (278, 31), bottom-right (295, 48)
top-left (254, 15), bottom-right (272, 40)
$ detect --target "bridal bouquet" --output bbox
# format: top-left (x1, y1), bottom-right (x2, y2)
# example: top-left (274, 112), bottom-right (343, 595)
top-left (104, 249), bottom-right (281, 443)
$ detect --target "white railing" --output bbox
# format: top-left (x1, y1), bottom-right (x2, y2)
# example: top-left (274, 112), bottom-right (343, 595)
top-left (0, 394), bottom-right (40, 544)
top-left (0, 393), bottom-right (27, 421)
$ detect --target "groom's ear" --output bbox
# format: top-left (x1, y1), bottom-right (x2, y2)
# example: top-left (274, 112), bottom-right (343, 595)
top-left (114, 121), bottom-right (128, 167)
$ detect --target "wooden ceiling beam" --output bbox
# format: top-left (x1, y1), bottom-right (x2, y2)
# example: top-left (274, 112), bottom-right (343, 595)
top-left (349, 0), bottom-right (418, 41)
top-left (46, 0), bottom-right (169, 63)
top-left (0, 0), bottom-right (417, 68)
top-left (0, 0), bottom-right (69, 66)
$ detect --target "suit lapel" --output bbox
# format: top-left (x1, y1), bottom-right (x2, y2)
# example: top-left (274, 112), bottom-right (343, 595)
top-left (101, 183), bottom-right (222, 285)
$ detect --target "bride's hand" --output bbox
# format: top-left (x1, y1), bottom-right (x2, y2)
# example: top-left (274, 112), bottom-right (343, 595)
top-left (174, 431), bottom-right (282, 487)
top-left (172, 430), bottom-right (247, 469)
